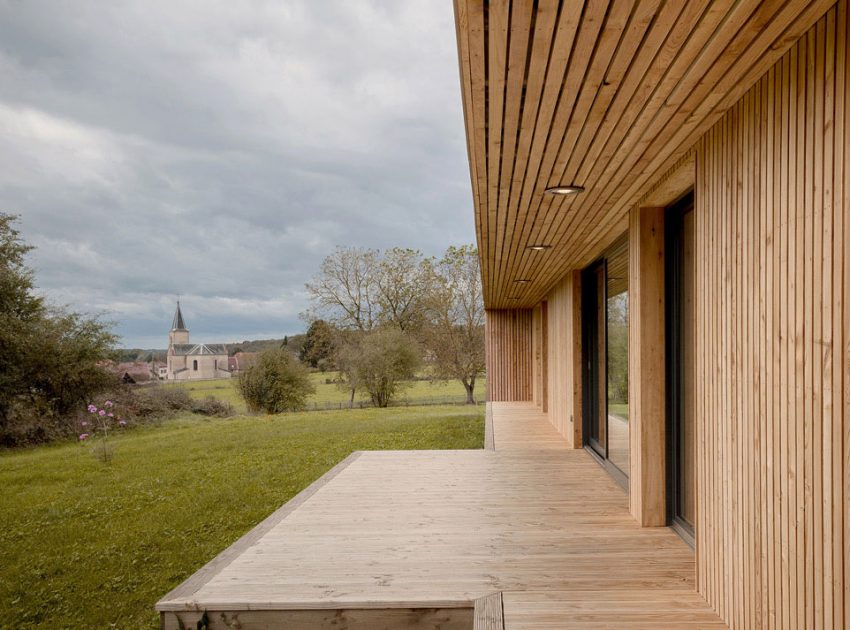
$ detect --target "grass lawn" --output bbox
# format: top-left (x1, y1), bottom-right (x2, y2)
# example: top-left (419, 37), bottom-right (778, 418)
top-left (0, 405), bottom-right (484, 629)
top-left (171, 372), bottom-right (487, 413)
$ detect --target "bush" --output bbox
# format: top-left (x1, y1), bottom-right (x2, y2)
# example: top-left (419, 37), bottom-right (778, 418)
top-left (337, 328), bottom-right (421, 408)
top-left (237, 348), bottom-right (315, 414)
top-left (130, 386), bottom-right (193, 418)
top-left (190, 396), bottom-right (234, 417)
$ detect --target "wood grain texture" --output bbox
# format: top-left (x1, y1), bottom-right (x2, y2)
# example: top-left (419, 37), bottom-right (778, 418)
top-left (485, 309), bottom-right (533, 401)
top-left (692, 5), bottom-right (848, 627)
top-left (473, 592), bottom-right (503, 630)
top-left (628, 206), bottom-right (667, 527)
top-left (489, 401), bottom-right (567, 450)
top-left (544, 271), bottom-right (582, 448)
top-left (454, 0), bottom-right (835, 309)
top-left (158, 429), bottom-right (722, 627)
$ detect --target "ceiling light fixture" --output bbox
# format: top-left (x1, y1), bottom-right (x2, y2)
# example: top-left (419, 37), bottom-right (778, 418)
top-left (544, 185), bottom-right (585, 195)
top-left (526, 244), bottom-right (551, 251)
top-left (514, 279), bottom-right (531, 284)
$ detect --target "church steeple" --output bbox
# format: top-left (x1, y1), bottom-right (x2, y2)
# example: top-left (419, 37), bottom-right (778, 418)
top-left (169, 301), bottom-right (190, 348)
top-left (172, 301), bottom-right (188, 331)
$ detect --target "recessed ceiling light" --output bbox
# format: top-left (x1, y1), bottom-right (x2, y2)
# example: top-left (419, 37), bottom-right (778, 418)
top-left (514, 279), bottom-right (531, 283)
top-left (544, 185), bottom-right (585, 195)
top-left (526, 244), bottom-right (551, 251)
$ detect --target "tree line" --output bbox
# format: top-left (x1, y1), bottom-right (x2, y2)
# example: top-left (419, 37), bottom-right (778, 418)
top-left (243, 245), bottom-right (485, 414)
top-left (296, 245), bottom-right (485, 408)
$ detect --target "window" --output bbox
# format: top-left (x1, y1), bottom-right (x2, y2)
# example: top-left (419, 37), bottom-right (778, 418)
top-left (193, 360), bottom-right (198, 371)
top-left (581, 234), bottom-right (630, 488)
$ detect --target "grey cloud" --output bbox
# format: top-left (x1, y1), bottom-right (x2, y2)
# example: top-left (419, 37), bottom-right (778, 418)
top-left (0, 0), bottom-right (473, 347)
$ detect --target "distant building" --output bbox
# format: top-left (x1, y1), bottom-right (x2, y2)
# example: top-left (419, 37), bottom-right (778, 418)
top-left (116, 361), bottom-right (156, 384)
top-left (228, 351), bottom-right (258, 374)
top-left (153, 362), bottom-right (168, 380)
top-left (166, 302), bottom-right (231, 381)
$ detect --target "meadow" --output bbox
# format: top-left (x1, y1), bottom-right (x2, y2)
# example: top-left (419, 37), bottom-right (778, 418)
top-left (0, 405), bottom-right (484, 629)
top-left (171, 371), bottom-right (487, 413)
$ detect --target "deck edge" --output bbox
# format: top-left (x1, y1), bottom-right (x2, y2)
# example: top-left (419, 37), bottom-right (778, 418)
top-left (473, 592), bottom-right (504, 630)
top-left (155, 450), bottom-right (364, 610)
top-left (484, 402), bottom-right (495, 450)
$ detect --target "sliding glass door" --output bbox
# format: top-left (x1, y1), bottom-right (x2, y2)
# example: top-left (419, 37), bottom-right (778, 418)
top-left (582, 236), bottom-right (630, 487)
top-left (666, 193), bottom-right (696, 540)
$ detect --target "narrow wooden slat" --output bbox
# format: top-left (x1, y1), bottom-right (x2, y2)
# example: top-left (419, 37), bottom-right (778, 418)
top-left (473, 592), bottom-right (503, 630)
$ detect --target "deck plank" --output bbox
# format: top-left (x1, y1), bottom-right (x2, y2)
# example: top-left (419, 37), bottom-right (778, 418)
top-left (158, 404), bottom-right (724, 627)
top-left (490, 401), bottom-right (568, 450)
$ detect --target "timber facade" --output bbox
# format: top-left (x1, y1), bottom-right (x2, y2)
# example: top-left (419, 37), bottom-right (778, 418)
top-left (462, 0), bottom-right (848, 627)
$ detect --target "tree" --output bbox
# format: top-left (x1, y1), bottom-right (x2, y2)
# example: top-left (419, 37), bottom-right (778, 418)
top-left (237, 347), bottom-right (315, 414)
top-left (305, 247), bottom-right (379, 331)
top-left (0, 214), bottom-right (117, 444)
top-left (304, 247), bottom-right (433, 333)
top-left (337, 328), bottom-right (421, 408)
top-left (422, 245), bottom-right (485, 404)
top-left (374, 247), bottom-right (432, 332)
top-left (299, 319), bottom-right (336, 370)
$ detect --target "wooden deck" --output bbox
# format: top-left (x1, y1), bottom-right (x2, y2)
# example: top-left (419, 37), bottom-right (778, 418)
top-left (158, 403), bottom-right (726, 629)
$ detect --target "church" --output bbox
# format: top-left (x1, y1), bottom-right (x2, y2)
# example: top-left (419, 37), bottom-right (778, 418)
top-left (166, 302), bottom-right (231, 381)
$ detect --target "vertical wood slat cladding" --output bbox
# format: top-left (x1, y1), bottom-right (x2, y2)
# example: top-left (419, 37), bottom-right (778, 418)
top-left (695, 4), bottom-right (848, 627)
top-left (485, 309), bottom-right (533, 402)
top-left (628, 207), bottom-right (667, 527)
top-left (531, 304), bottom-right (548, 411)
top-left (544, 272), bottom-right (582, 448)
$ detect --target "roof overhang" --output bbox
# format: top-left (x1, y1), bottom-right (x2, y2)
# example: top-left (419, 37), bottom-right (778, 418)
top-left (454, 0), bottom-right (834, 308)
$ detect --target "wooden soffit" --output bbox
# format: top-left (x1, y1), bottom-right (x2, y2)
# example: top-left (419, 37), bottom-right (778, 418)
top-left (454, 0), bottom-right (834, 308)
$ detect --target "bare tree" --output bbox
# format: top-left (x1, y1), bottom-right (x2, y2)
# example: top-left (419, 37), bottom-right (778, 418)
top-left (305, 247), bottom-right (378, 331)
top-left (423, 245), bottom-right (485, 404)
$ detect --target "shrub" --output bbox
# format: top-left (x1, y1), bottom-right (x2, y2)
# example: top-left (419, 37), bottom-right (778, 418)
top-left (130, 386), bottom-right (193, 418)
top-left (190, 396), bottom-right (234, 417)
top-left (337, 328), bottom-right (421, 408)
top-left (237, 348), bottom-right (315, 414)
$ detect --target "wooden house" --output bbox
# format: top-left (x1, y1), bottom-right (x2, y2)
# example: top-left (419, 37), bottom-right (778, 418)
top-left (459, 0), bottom-right (848, 627)
top-left (157, 2), bottom-right (847, 627)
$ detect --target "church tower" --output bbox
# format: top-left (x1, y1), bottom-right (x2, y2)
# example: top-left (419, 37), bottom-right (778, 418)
top-left (169, 301), bottom-right (190, 346)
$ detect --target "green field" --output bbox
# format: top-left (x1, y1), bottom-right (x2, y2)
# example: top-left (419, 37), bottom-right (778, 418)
top-left (170, 372), bottom-right (487, 413)
top-left (0, 406), bottom-right (484, 629)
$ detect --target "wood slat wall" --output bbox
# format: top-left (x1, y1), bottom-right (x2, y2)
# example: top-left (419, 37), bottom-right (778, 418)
top-left (694, 4), bottom-right (848, 627)
top-left (544, 272), bottom-right (582, 448)
top-left (485, 309), bottom-right (533, 402)
top-left (455, 0), bottom-right (836, 310)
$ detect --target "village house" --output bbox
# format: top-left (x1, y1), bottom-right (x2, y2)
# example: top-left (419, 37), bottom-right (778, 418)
top-left (165, 302), bottom-right (231, 381)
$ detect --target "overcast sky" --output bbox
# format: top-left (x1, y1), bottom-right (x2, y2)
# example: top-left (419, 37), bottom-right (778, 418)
top-left (0, 1), bottom-right (473, 348)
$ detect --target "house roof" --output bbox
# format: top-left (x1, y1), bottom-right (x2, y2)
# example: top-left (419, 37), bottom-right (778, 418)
top-left (172, 301), bottom-right (187, 331)
top-left (454, 0), bottom-right (830, 308)
top-left (171, 343), bottom-right (228, 356)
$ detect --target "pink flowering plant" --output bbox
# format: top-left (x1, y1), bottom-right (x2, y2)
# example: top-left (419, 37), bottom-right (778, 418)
top-left (80, 399), bottom-right (128, 463)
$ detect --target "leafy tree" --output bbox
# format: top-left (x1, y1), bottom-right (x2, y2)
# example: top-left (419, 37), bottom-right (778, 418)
top-left (237, 347), bottom-right (315, 414)
top-left (300, 319), bottom-right (336, 370)
top-left (422, 245), bottom-right (485, 404)
top-left (606, 292), bottom-right (629, 406)
top-left (337, 328), bottom-right (421, 408)
top-left (0, 214), bottom-right (117, 444)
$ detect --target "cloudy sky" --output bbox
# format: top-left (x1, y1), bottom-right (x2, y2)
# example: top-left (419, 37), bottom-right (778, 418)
top-left (0, 1), bottom-right (473, 348)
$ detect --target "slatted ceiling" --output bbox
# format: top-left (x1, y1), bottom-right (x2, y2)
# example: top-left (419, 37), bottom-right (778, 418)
top-left (455, 0), bottom-right (836, 309)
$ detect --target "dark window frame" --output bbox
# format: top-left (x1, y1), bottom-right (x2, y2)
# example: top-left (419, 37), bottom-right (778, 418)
top-left (581, 241), bottom-right (629, 492)
top-left (665, 190), bottom-right (696, 546)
